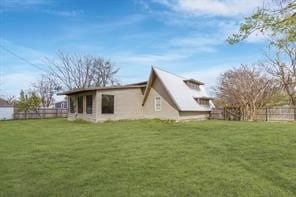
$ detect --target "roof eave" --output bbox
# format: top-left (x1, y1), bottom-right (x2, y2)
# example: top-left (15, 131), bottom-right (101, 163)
top-left (194, 96), bottom-right (214, 100)
top-left (143, 67), bottom-right (182, 111)
top-left (57, 84), bottom-right (147, 95)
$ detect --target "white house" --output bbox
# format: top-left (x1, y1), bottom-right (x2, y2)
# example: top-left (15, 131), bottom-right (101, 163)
top-left (0, 98), bottom-right (14, 120)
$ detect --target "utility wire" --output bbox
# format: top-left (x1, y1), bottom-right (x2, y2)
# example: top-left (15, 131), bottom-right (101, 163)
top-left (0, 44), bottom-right (47, 71)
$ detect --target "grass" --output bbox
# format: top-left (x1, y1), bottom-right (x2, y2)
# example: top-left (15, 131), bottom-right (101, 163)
top-left (0, 119), bottom-right (295, 196)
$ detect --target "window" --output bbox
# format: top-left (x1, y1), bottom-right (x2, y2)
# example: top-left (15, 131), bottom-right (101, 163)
top-left (78, 96), bottom-right (83, 113)
top-left (102, 94), bottom-right (114, 114)
top-left (86, 95), bottom-right (93, 114)
top-left (197, 98), bottom-right (210, 106)
top-left (65, 102), bottom-right (68, 109)
top-left (155, 96), bottom-right (161, 111)
top-left (70, 97), bottom-right (76, 113)
top-left (186, 81), bottom-right (200, 90)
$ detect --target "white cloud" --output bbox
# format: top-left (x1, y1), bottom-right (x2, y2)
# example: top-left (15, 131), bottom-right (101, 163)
top-left (0, 71), bottom-right (65, 102)
top-left (43, 9), bottom-right (84, 17)
top-left (168, 34), bottom-right (222, 53)
top-left (0, 39), bottom-right (51, 72)
top-left (107, 33), bottom-right (226, 74)
top-left (155, 0), bottom-right (264, 17)
top-left (0, 72), bottom-right (40, 97)
top-left (123, 54), bottom-right (177, 64)
top-left (244, 30), bottom-right (269, 43)
top-left (137, 1), bottom-right (267, 47)
top-left (0, 39), bottom-right (52, 96)
top-left (60, 14), bottom-right (145, 40)
top-left (181, 64), bottom-right (230, 96)
top-left (110, 34), bottom-right (222, 67)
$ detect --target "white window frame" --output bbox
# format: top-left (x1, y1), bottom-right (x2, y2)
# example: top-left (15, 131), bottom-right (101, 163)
top-left (155, 96), bottom-right (161, 111)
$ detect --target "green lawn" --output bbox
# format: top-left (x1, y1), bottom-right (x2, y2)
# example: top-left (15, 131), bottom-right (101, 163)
top-left (0, 119), bottom-right (295, 196)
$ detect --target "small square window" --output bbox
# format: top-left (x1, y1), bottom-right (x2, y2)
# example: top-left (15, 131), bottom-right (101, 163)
top-left (197, 98), bottom-right (209, 106)
top-left (155, 96), bottom-right (161, 111)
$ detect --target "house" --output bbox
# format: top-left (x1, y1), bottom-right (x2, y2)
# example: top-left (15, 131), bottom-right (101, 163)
top-left (0, 98), bottom-right (14, 120)
top-left (58, 67), bottom-right (214, 122)
top-left (55, 101), bottom-right (68, 109)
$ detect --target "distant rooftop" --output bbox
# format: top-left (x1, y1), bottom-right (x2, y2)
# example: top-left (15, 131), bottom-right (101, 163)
top-left (0, 98), bottom-right (13, 107)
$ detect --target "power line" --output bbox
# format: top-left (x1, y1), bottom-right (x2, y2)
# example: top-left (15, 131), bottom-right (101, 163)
top-left (0, 44), bottom-right (47, 71)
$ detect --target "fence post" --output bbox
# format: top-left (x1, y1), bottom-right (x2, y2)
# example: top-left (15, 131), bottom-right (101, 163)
top-left (240, 107), bottom-right (243, 121)
top-left (13, 107), bottom-right (16, 120)
top-left (294, 107), bottom-right (296, 121)
top-left (265, 107), bottom-right (268, 121)
top-left (224, 107), bottom-right (226, 120)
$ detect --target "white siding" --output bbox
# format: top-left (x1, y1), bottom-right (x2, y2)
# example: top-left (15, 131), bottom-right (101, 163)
top-left (0, 107), bottom-right (14, 120)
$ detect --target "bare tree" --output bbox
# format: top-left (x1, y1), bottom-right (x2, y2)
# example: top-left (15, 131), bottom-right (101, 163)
top-left (33, 76), bottom-right (57, 108)
top-left (47, 52), bottom-right (119, 90)
top-left (0, 94), bottom-right (16, 105)
top-left (215, 65), bottom-right (277, 120)
top-left (93, 58), bottom-right (119, 87)
top-left (5, 95), bottom-right (16, 105)
top-left (263, 43), bottom-right (296, 106)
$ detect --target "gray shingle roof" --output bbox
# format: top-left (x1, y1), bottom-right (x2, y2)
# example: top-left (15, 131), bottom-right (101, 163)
top-left (0, 98), bottom-right (13, 107)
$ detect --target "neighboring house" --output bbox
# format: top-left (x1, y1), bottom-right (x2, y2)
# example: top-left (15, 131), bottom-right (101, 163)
top-left (55, 101), bottom-right (68, 109)
top-left (0, 98), bottom-right (14, 120)
top-left (58, 67), bottom-right (215, 122)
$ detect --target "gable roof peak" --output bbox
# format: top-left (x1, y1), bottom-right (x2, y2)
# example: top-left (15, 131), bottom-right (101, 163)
top-left (143, 67), bottom-right (214, 111)
top-left (152, 67), bottom-right (185, 79)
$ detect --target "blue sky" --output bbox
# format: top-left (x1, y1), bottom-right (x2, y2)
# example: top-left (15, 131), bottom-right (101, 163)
top-left (0, 0), bottom-right (268, 98)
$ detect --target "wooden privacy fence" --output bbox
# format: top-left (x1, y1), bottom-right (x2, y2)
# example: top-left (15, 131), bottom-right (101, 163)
top-left (14, 108), bottom-right (68, 120)
top-left (210, 107), bottom-right (296, 121)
